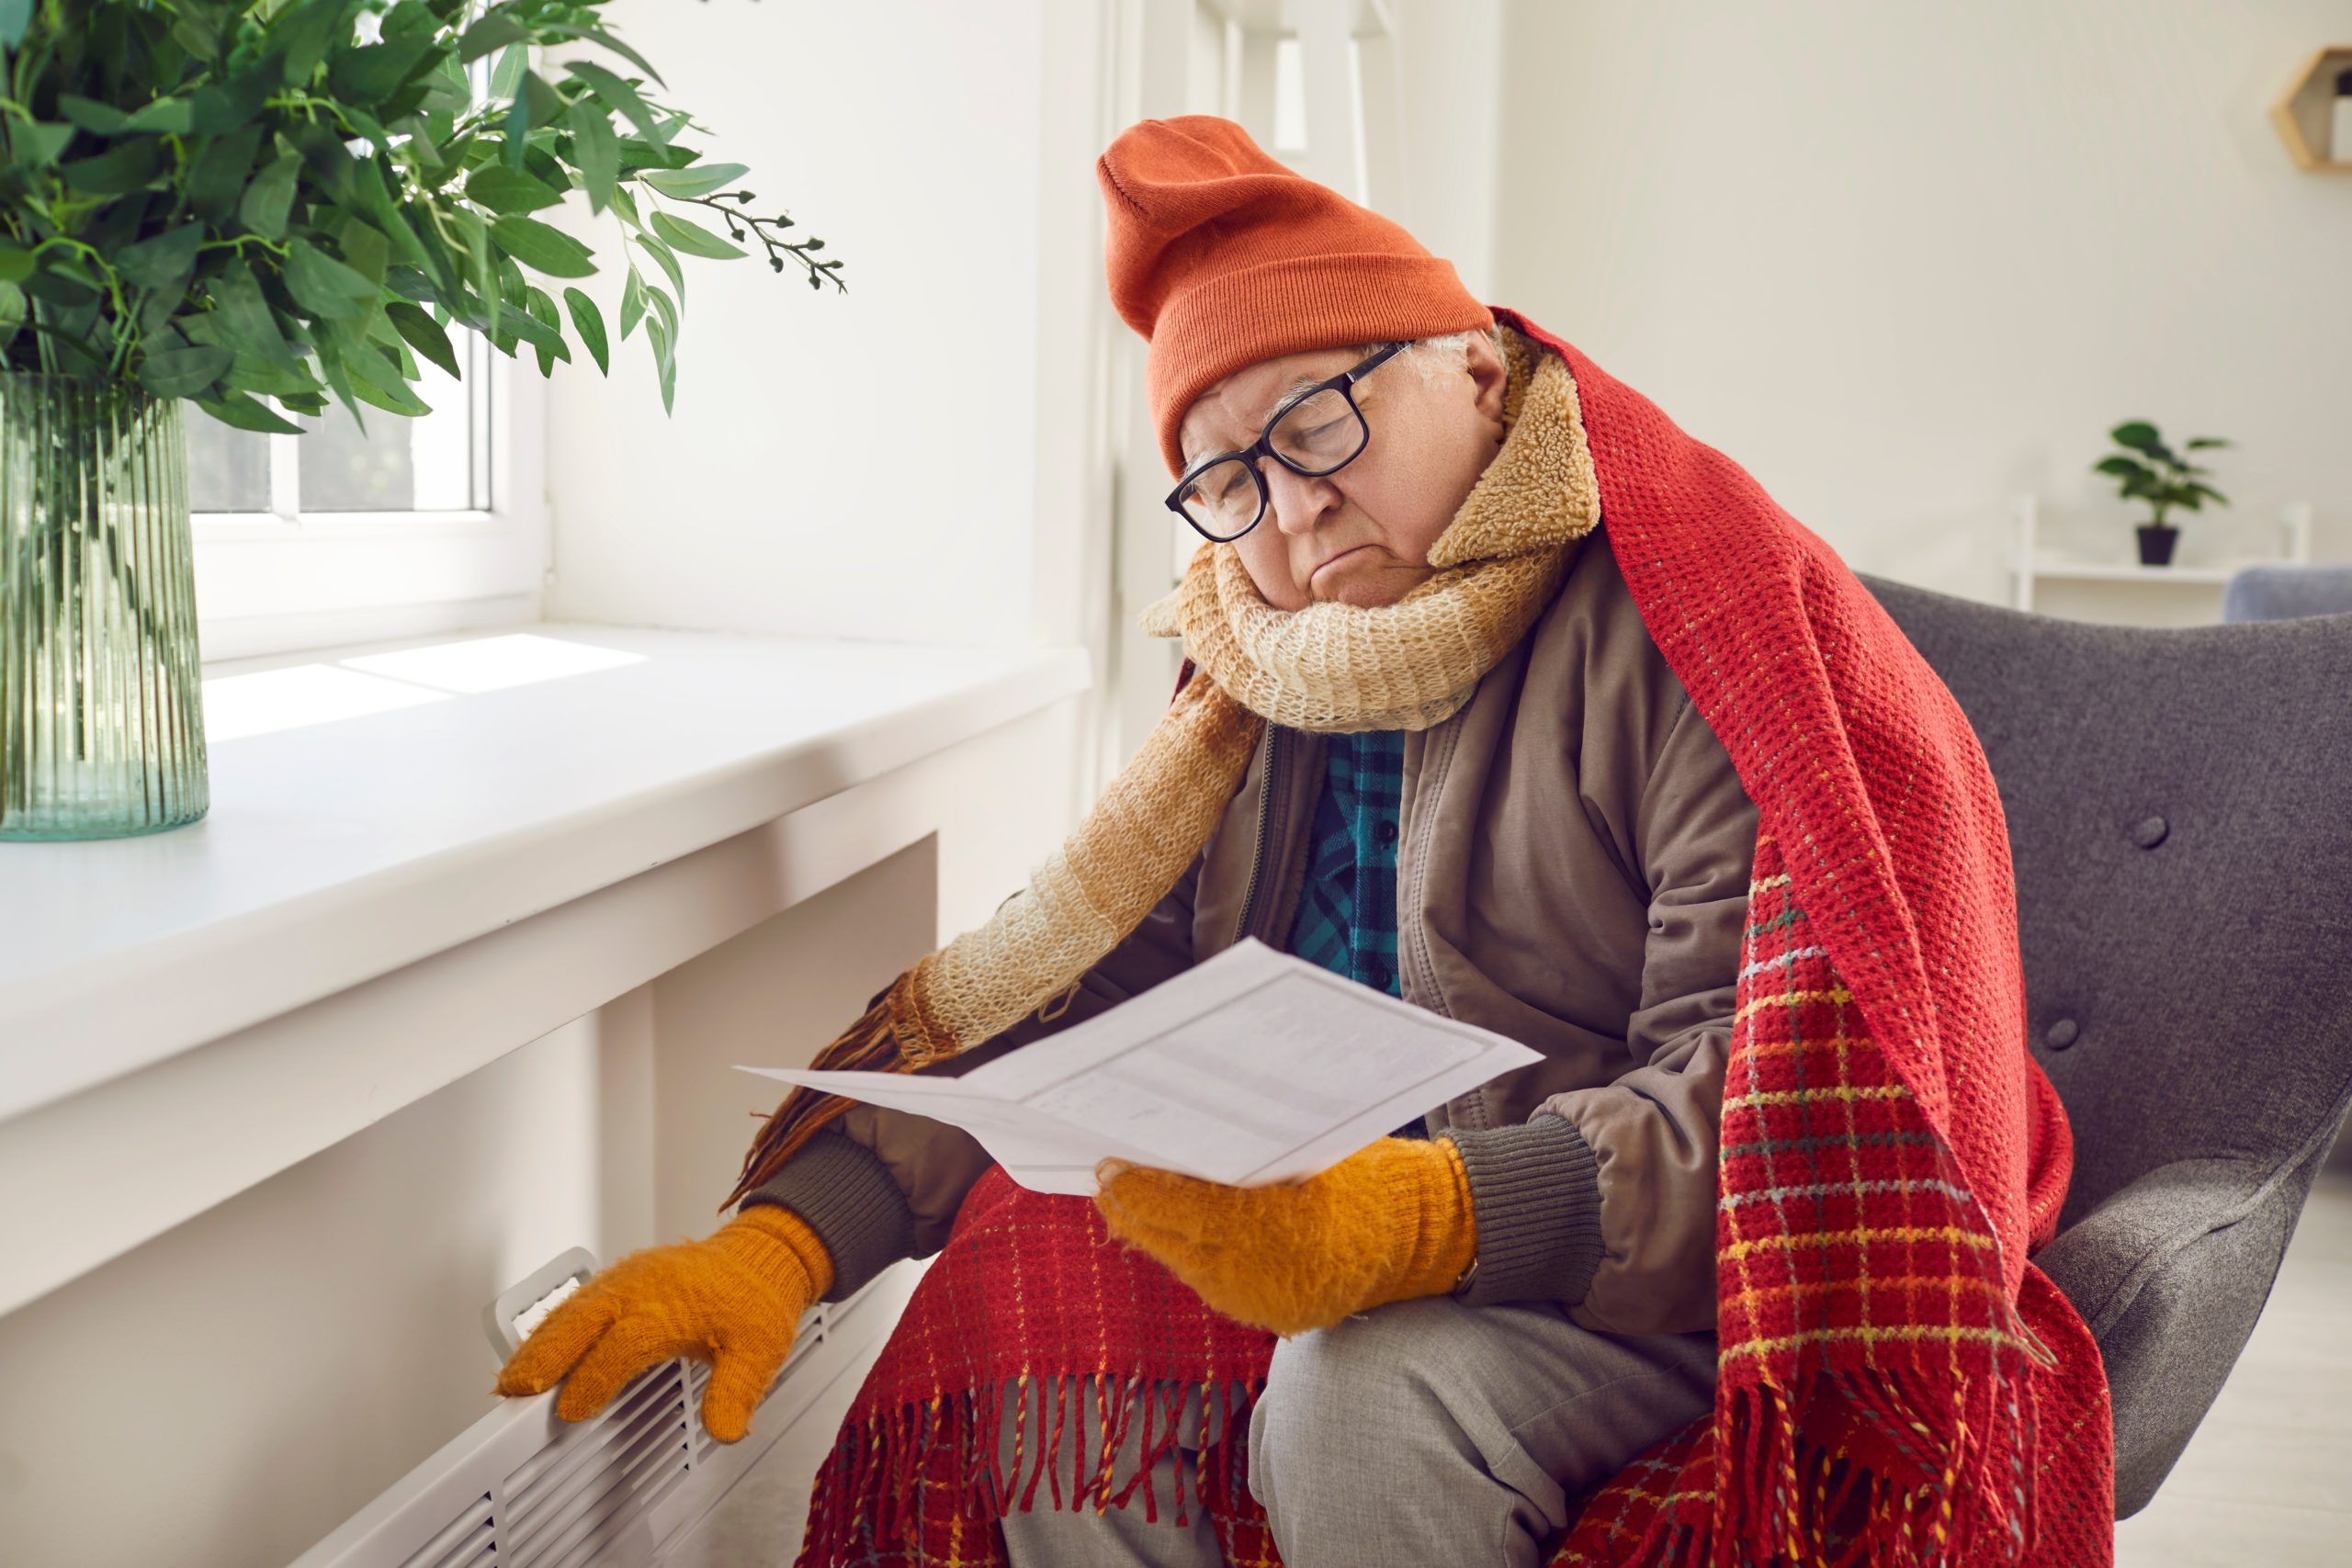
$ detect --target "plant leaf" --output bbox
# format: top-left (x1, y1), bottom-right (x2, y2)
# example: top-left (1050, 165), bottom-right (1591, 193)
top-left (212, 259), bottom-right (300, 367)
top-left (340, 339), bottom-right (433, 416)
top-left (494, 299), bottom-right (565, 355)
top-left (650, 209), bottom-right (746, 261)
top-left (7, 118), bottom-right (75, 166)
top-left (2109, 421), bottom-right (2160, 454)
top-left (458, 14), bottom-right (526, 63)
top-left (116, 222), bottom-right (204, 290)
top-left (275, 0), bottom-right (361, 85)
top-left (466, 164), bottom-right (565, 214)
top-left (639, 161), bottom-right (748, 199)
top-left (196, 389), bottom-right (304, 434)
top-left (567, 98), bottom-right (619, 215)
top-left (490, 214), bottom-right (598, 277)
top-left (62, 138), bottom-right (162, 195)
top-left (565, 60), bottom-right (666, 142)
top-left (533, 22), bottom-right (667, 87)
top-left (187, 125), bottom-right (265, 220)
top-left (636, 230), bottom-right (686, 300)
top-left (387, 300), bottom-right (461, 378)
top-left (55, 95), bottom-right (130, 135)
top-left (138, 344), bottom-right (233, 398)
top-left (239, 151), bottom-right (303, 240)
top-left (189, 64), bottom-right (277, 135)
top-left (284, 237), bottom-right (380, 320)
top-left (618, 266), bottom-right (645, 340)
top-left (562, 286), bottom-right (607, 375)
top-left (523, 285), bottom-right (569, 374)
top-left (330, 33), bottom-right (439, 107)
top-left (122, 97), bottom-right (195, 135)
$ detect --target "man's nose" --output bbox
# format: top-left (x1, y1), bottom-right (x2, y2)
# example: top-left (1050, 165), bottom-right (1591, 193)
top-left (1260, 458), bottom-right (1339, 536)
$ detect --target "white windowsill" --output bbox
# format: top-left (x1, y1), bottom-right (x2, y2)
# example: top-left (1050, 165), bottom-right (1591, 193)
top-left (0, 619), bottom-right (1092, 1128)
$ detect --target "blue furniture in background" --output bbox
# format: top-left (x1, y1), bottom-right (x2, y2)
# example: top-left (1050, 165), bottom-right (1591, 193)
top-left (2222, 562), bottom-right (2352, 624)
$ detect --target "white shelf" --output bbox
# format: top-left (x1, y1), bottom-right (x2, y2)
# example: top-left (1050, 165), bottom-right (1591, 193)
top-left (2027, 558), bottom-right (2279, 585)
top-left (2009, 495), bottom-right (2315, 613)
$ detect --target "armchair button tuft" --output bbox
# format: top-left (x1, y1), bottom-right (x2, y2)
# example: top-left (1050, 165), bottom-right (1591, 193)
top-left (2130, 815), bottom-right (2169, 849)
top-left (2043, 1017), bottom-right (2080, 1051)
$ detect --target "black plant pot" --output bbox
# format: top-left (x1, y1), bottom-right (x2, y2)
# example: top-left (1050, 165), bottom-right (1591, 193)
top-left (2135, 523), bottom-right (2179, 566)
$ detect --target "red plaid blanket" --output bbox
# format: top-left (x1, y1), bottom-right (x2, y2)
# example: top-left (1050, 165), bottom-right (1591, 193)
top-left (788, 309), bottom-right (2114, 1567)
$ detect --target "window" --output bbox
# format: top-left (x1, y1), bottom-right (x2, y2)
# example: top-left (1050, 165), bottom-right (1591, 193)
top-left (189, 333), bottom-right (491, 518)
top-left (191, 47), bottom-right (549, 667)
top-left (190, 336), bottom-right (548, 665)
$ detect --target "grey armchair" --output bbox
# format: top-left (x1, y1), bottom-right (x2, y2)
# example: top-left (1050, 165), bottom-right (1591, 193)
top-left (1852, 573), bottom-right (2352, 1519)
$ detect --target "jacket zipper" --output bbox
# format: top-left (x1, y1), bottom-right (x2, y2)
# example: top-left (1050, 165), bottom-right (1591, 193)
top-left (1398, 717), bottom-right (1494, 1132)
top-left (1232, 725), bottom-right (1288, 945)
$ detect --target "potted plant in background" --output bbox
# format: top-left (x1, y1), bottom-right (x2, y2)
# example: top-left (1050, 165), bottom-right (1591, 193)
top-left (0, 0), bottom-right (843, 841)
top-left (2092, 420), bottom-right (2231, 568)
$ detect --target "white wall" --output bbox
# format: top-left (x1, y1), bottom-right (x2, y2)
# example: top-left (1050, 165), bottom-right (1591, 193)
top-left (1487, 0), bottom-right (2352, 609)
top-left (0, 1000), bottom-right (651, 1568)
top-left (540, 0), bottom-right (1056, 648)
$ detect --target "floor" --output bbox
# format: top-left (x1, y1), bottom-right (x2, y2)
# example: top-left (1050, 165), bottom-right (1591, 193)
top-left (668, 1171), bottom-right (2352, 1566)
top-left (2111, 1168), bottom-right (2352, 1567)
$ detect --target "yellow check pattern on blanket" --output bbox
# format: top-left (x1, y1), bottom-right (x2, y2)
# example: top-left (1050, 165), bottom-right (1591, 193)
top-left (1091, 1135), bottom-right (1477, 1337)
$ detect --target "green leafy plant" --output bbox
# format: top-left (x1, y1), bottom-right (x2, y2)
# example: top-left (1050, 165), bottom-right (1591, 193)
top-left (2092, 421), bottom-right (2230, 529)
top-left (0, 0), bottom-right (845, 434)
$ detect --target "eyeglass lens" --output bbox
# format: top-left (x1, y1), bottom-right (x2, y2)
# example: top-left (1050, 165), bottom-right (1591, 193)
top-left (1173, 388), bottom-right (1370, 539)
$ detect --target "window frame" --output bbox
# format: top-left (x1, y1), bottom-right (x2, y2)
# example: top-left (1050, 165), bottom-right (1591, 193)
top-left (191, 329), bottom-right (550, 666)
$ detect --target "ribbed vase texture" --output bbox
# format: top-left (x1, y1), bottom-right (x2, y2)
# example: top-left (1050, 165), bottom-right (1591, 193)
top-left (0, 374), bottom-right (209, 840)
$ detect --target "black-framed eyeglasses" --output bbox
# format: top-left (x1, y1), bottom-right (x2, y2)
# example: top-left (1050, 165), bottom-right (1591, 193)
top-left (1164, 341), bottom-right (1408, 543)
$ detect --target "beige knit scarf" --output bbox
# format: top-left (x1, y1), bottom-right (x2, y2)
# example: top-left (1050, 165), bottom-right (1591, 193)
top-left (721, 322), bottom-right (1600, 1211)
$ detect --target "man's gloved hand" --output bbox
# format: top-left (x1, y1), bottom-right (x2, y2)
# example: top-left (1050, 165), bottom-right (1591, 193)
top-left (1092, 1134), bottom-right (1476, 1337)
top-left (491, 1205), bottom-right (834, 1442)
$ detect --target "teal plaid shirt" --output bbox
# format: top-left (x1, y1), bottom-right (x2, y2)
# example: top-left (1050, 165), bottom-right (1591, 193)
top-left (1284, 728), bottom-right (1425, 1139)
top-left (1284, 728), bottom-right (1407, 997)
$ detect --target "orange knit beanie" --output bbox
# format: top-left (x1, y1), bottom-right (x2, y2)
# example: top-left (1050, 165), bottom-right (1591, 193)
top-left (1095, 115), bottom-right (1495, 478)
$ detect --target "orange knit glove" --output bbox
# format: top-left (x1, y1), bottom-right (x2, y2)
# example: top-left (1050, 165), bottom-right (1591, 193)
top-left (1092, 1135), bottom-right (1476, 1337)
top-left (491, 1205), bottom-right (834, 1442)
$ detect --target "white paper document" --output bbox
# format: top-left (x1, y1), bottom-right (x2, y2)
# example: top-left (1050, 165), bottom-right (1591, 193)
top-left (735, 937), bottom-right (1544, 1195)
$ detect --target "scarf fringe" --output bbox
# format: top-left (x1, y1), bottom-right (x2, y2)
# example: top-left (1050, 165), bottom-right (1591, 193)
top-left (718, 968), bottom-right (927, 1213)
top-left (793, 1369), bottom-right (1266, 1565)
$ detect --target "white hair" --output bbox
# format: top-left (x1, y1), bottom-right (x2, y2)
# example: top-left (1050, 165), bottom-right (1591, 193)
top-left (1350, 322), bottom-right (1506, 383)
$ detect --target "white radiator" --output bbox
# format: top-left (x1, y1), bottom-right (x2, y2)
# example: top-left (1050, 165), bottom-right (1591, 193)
top-left (289, 1247), bottom-right (918, 1568)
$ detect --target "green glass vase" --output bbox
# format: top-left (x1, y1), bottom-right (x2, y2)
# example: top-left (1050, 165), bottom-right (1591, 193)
top-left (0, 374), bottom-right (209, 840)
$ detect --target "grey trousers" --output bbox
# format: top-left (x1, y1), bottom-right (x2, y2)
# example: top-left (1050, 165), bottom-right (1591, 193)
top-left (994, 1293), bottom-right (1717, 1568)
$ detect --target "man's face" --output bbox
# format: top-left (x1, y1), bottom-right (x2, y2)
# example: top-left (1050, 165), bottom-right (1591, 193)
top-left (1176, 332), bottom-right (1510, 610)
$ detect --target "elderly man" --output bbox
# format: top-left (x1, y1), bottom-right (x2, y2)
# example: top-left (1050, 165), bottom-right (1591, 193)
top-left (497, 116), bottom-right (2109, 1568)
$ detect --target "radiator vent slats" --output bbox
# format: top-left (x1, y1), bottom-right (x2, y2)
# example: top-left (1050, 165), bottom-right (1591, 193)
top-left (504, 1370), bottom-right (676, 1508)
top-left (505, 1369), bottom-right (693, 1568)
top-left (396, 1496), bottom-right (495, 1568)
top-left (290, 1266), bottom-right (915, 1568)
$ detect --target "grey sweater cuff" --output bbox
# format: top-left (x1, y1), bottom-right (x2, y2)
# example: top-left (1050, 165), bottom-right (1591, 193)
top-left (1445, 1112), bottom-right (1605, 1308)
top-left (736, 1126), bottom-right (917, 1304)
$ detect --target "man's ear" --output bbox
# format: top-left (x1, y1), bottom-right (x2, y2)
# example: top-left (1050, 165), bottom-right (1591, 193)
top-left (1464, 330), bottom-right (1510, 422)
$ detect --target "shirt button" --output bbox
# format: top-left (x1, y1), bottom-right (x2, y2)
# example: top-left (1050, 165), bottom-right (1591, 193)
top-left (1376, 818), bottom-right (1398, 845)
top-left (1366, 961), bottom-right (1391, 991)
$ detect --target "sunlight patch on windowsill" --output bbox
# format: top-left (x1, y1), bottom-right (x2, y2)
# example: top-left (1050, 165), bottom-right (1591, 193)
top-left (203, 633), bottom-right (650, 742)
